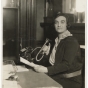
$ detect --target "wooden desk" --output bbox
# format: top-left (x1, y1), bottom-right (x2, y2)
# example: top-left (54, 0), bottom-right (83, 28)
top-left (17, 69), bottom-right (63, 88)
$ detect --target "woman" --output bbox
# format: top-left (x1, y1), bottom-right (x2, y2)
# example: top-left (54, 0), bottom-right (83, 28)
top-left (33, 13), bottom-right (83, 88)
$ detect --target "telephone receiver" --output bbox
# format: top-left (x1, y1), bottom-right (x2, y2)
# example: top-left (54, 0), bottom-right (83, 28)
top-left (34, 38), bottom-right (51, 61)
top-left (45, 38), bottom-right (52, 44)
top-left (19, 38), bottom-right (52, 62)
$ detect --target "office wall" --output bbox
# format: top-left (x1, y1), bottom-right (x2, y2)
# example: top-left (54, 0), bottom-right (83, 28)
top-left (36, 0), bottom-right (44, 41)
top-left (62, 0), bottom-right (76, 13)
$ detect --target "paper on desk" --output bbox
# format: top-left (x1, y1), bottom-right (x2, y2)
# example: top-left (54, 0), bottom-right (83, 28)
top-left (3, 80), bottom-right (18, 88)
top-left (80, 45), bottom-right (85, 49)
top-left (17, 65), bottom-right (29, 72)
top-left (3, 65), bottom-right (15, 79)
top-left (3, 64), bottom-right (14, 71)
top-left (3, 71), bottom-right (15, 80)
top-left (20, 57), bottom-right (38, 68)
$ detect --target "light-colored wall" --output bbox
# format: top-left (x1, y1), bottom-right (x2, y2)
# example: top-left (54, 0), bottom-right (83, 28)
top-left (36, 0), bottom-right (44, 41)
top-left (62, 0), bottom-right (76, 13)
top-left (62, 0), bottom-right (71, 13)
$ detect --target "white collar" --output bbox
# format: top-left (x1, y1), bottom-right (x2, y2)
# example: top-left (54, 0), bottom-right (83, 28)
top-left (59, 30), bottom-right (72, 40)
top-left (55, 30), bottom-right (72, 44)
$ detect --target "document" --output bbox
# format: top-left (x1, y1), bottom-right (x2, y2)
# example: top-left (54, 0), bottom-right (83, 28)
top-left (20, 57), bottom-right (38, 68)
top-left (3, 80), bottom-right (18, 88)
top-left (17, 65), bottom-right (29, 72)
top-left (3, 64), bottom-right (14, 71)
top-left (3, 64), bottom-right (22, 88)
top-left (3, 64), bottom-right (15, 80)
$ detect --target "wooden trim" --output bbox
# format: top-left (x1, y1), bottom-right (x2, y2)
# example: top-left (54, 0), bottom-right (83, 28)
top-left (26, 0), bottom-right (37, 48)
top-left (20, 0), bottom-right (27, 48)
top-left (16, 0), bottom-right (20, 57)
top-left (40, 23), bottom-right (85, 27)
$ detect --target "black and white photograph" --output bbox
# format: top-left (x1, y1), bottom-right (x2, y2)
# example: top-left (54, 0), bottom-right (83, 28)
top-left (2, 0), bottom-right (86, 88)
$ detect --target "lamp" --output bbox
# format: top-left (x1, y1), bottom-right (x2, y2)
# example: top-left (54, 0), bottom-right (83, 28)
top-left (76, 0), bottom-right (85, 23)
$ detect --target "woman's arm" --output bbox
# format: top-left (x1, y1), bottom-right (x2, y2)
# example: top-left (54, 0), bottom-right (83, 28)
top-left (33, 38), bottom-right (79, 75)
top-left (34, 65), bottom-right (48, 73)
top-left (47, 39), bottom-right (79, 75)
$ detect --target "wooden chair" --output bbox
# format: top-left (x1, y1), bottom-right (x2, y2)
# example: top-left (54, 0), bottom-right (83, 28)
top-left (80, 48), bottom-right (85, 88)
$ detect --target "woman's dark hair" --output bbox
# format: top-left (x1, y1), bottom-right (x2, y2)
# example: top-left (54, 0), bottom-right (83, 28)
top-left (53, 12), bottom-right (71, 28)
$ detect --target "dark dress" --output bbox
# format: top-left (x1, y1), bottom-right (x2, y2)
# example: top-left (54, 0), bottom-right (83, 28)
top-left (33, 36), bottom-right (83, 88)
top-left (47, 36), bottom-right (83, 88)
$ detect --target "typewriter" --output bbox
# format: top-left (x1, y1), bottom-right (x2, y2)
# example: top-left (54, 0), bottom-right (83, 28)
top-left (19, 38), bottom-right (51, 66)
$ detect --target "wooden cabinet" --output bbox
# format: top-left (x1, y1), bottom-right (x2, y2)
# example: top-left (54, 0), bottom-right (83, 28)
top-left (45, 0), bottom-right (62, 17)
top-left (19, 0), bottom-right (37, 48)
top-left (3, 0), bottom-right (20, 57)
top-left (40, 23), bottom-right (85, 45)
top-left (3, 0), bottom-right (37, 58)
top-left (68, 23), bottom-right (85, 45)
top-left (44, 0), bottom-right (62, 24)
top-left (3, 0), bottom-right (37, 64)
top-left (41, 0), bottom-right (85, 45)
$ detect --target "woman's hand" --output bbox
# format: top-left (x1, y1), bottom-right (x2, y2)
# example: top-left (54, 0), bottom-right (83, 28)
top-left (34, 65), bottom-right (48, 73)
top-left (42, 43), bottom-right (51, 55)
top-left (42, 45), bottom-right (49, 52)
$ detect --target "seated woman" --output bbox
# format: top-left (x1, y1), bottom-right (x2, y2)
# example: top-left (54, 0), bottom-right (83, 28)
top-left (33, 13), bottom-right (83, 88)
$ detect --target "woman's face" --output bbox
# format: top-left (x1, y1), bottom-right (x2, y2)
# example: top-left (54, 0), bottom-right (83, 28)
top-left (54, 16), bottom-right (67, 33)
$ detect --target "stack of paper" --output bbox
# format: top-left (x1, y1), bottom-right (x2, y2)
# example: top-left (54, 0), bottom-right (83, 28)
top-left (3, 64), bottom-right (14, 72)
top-left (3, 64), bottom-right (15, 80)
top-left (3, 80), bottom-right (18, 88)
top-left (17, 65), bottom-right (29, 72)
top-left (20, 57), bottom-right (38, 67)
top-left (3, 64), bottom-right (22, 88)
